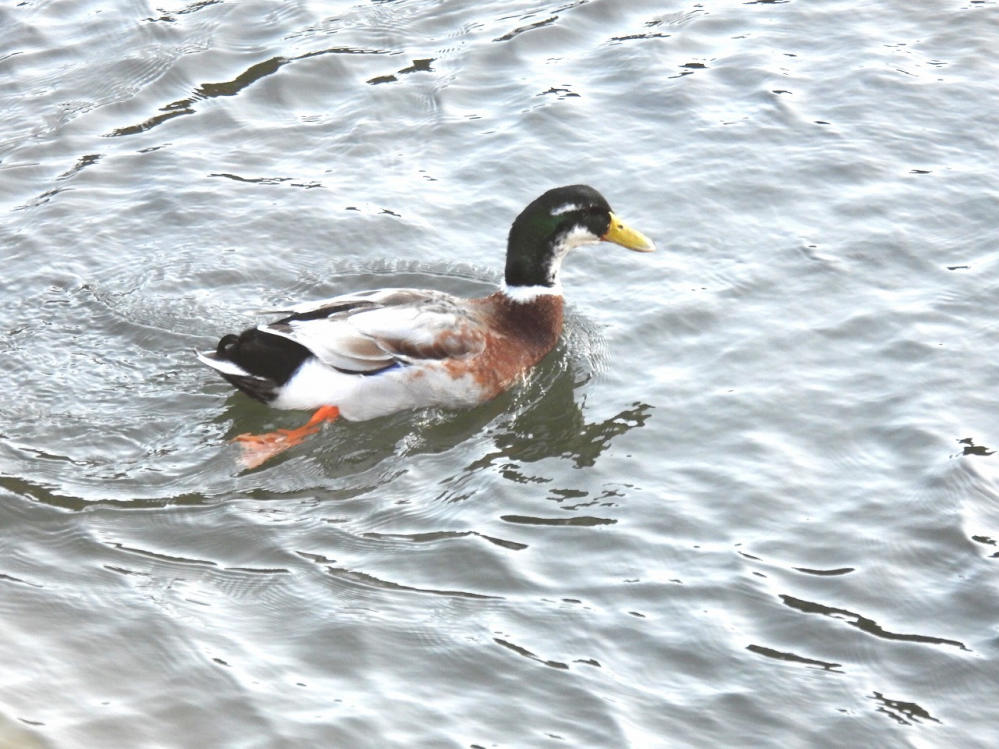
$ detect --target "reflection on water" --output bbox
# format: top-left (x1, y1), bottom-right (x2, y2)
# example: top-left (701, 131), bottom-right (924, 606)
top-left (779, 594), bottom-right (969, 651)
top-left (745, 643), bottom-right (843, 672)
top-left (110, 46), bottom-right (392, 137)
top-left (870, 691), bottom-right (941, 727)
top-left (482, 363), bottom-right (653, 470)
top-left (2, 0), bottom-right (999, 745)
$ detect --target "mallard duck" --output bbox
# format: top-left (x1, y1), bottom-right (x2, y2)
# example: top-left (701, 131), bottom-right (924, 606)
top-left (198, 185), bottom-right (654, 467)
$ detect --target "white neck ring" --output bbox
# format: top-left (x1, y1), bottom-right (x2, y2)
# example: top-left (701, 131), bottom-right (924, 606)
top-left (500, 281), bottom-right (563, 302)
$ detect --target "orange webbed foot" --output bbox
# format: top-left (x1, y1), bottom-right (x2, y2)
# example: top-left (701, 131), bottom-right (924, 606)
top-left (232, 406), bottom-right (340, 469)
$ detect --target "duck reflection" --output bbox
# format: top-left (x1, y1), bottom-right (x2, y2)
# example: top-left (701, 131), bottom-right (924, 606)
top-left (468, 350), bottom-right (652, 470)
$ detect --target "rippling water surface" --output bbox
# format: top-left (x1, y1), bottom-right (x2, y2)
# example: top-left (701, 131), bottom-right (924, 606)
top-left (2, 0), bottom-right (999, 746)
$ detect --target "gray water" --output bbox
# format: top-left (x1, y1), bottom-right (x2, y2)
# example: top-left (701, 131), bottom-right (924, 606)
top-left (2, 0), bottom-right (998, 746)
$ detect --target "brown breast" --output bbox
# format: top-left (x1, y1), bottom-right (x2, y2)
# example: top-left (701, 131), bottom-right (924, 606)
top-left (445, 291), bottom-right (564, 398)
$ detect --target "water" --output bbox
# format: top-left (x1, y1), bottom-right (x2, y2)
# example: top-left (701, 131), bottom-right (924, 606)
top-left (2, 0), bottom-right (998, 746)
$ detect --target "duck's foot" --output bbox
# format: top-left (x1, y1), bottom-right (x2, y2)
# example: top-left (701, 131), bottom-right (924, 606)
top-left (232, 406), bottom-right (341, 469)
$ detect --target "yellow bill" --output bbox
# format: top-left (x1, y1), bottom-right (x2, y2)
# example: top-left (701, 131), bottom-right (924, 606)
top-left (602, 211), bottom-right (656, 252)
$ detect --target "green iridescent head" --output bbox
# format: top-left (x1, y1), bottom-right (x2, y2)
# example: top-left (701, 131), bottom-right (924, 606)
top-left (505, 185), bottom-right (654, 289)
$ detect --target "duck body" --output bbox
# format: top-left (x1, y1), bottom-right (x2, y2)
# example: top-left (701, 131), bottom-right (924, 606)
top-left (198, 287), bottom-right (564, 421)
top-left (198, 185), bottom-right (653, 465)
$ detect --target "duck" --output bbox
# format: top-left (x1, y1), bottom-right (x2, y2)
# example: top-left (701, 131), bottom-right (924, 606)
top-left (198, 184), bottom-right (655, 468)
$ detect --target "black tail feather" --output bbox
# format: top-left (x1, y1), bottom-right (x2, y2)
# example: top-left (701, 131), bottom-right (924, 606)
top-left (211, 327), bottom-right (313, 403)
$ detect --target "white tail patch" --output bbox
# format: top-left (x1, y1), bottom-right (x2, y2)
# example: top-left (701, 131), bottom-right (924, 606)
top-left (196, 351), bottom-right (253, 378)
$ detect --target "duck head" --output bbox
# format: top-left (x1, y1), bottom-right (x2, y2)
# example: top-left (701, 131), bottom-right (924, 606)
top-left (504, 184), bottom-right (655, 292)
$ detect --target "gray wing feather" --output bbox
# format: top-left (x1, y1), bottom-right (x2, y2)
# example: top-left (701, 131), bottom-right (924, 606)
top-left (259, 288), bottom-right (487, 372)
